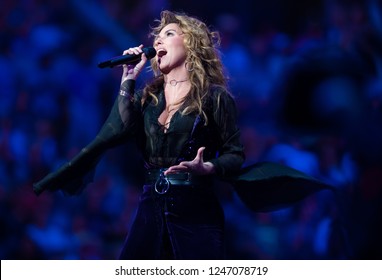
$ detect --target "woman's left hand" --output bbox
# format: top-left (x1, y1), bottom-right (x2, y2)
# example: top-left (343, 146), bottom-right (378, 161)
top-left (164, 147), bottom-right (216, 176)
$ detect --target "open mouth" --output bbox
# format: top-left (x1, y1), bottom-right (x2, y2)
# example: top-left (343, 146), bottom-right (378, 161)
top-left (157, 49), bottom-right (167, 57)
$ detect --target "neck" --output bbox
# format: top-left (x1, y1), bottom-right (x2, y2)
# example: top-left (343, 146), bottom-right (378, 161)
top-left (164, 68), bottom-right (189, 86)
top-left (163, 73), bottom-right (190, 111)
top-left (165, 77), bottom-right (189, 86)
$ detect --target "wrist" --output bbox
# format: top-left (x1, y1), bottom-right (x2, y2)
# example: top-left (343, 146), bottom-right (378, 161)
top-left (120, 79), bottom-right (136, 90)
top-left (119, 79), bottom-right (136, 100)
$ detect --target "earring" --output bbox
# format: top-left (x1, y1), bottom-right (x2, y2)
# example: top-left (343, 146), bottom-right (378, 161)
top-left (185, 61), bottom-right (194, 72)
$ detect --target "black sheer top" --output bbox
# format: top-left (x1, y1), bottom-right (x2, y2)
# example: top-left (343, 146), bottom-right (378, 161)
top-left (33, 79), bottom-right (245, 195)
top-left (33, 81), bottom-right (331, 214)
top-left (128, 80), bottom-right (245, 175)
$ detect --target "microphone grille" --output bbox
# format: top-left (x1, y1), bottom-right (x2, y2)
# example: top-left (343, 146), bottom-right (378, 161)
top-left (143, 47), bottom-right (157, 59)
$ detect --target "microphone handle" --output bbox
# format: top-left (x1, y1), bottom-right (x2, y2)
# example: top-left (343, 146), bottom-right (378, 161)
top-left (98, 47), bottom-right (156, 68)
top-left (97, 54), bottom-right (141, 68)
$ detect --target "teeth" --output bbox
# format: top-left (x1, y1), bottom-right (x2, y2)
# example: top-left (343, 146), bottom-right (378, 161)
top-left (157, 49), bottom-right (167, 56)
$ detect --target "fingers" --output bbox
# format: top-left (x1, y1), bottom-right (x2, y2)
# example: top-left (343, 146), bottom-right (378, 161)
top-left (164, 164), bottom-right (188, 175)
top-left (122, 44), bottom-right (144, 56)
top-left (121, 44), bottom-right (147, 81)
top-left (122, 44), bottom-right (146, 68)
top-left (163, 147), bottom-right (206, 176)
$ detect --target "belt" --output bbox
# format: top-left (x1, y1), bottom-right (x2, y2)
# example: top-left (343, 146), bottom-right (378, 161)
top-left (145, 168), bottom-right (211, 195)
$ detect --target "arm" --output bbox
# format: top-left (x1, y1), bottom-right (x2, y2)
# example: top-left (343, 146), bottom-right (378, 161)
top-left (33, 46), bottom-right (148, 196)
top-left (207, 88), bottom-right (245, 176)
top-left (33, 82), bottom-right (142, 196)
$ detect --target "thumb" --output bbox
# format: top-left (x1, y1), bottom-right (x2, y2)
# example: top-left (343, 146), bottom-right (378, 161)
top-left (195, 147), bottom-right (205, 162)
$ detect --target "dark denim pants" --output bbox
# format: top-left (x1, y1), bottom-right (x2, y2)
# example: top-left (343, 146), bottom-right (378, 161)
top-left (119, 184), bottom-right (225, 259)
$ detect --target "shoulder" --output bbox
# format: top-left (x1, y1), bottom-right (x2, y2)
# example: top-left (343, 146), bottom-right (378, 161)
top-left (207, 84), bottom-right (237, 109)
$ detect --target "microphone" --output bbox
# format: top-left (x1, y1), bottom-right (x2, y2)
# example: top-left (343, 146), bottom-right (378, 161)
top-left (97, 47), bottom-right (157, 68)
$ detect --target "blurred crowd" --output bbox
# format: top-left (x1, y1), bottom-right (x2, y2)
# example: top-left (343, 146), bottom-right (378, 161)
top-left (1, 0), bottom-right (382, 259)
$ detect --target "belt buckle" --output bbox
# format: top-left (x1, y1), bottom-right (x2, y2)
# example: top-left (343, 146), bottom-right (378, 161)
top-left (154, 169), bottom-right (170, 195)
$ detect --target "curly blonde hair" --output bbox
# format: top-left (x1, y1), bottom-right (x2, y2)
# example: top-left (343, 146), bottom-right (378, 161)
top-left (143, 10), bottom-right (229, 122)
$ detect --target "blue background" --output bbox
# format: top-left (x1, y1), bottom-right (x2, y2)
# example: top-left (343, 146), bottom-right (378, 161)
top-left (1, 0), bottom-right (382, 259)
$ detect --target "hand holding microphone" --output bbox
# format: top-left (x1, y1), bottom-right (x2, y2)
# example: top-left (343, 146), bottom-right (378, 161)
top-left (98, 46), bottom-right (156, 68)
top-left (111, 45), bottom-right (155, 84)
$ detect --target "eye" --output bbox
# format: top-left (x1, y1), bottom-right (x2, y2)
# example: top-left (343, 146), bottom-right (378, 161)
top-left (165, 30), bottom-right (175, 37)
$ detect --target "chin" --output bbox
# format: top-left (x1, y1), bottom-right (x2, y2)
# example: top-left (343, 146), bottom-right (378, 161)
top-left (159, 66), bottom-right (170, 75)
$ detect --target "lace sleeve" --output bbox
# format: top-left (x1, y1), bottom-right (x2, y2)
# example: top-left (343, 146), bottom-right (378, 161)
top-left (33, 80), bottom-right (142, 196)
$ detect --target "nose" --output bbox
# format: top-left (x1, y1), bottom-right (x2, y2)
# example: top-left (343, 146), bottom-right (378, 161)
top-left (154, 36), bottom-right (163, 47)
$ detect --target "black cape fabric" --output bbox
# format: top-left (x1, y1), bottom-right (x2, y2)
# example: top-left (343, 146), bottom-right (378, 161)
top-left (33, 90), bottom-right (333, 211)
top-left (33, 152), bottom-right (333, 212)
top-left (226, 162), bottom-right (334, 212)
top-left (33, 95), bottom-right (134, 196)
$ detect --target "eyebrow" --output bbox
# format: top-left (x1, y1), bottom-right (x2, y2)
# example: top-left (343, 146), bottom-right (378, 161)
top-left (163, 29), bottom-right (177, 34)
